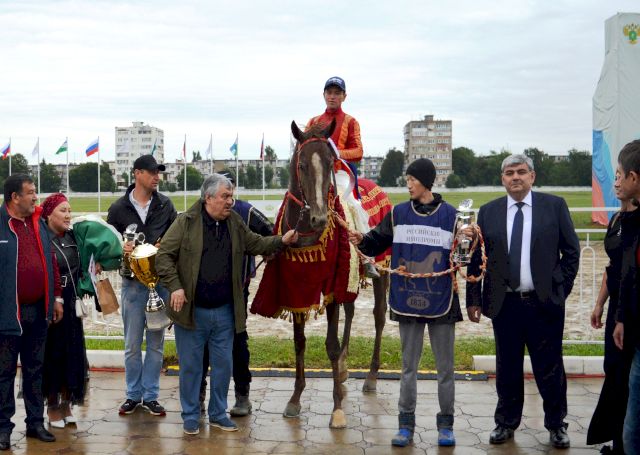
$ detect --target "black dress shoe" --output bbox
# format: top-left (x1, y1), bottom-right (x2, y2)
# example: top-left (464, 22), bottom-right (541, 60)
top-left (549, 426), bottom-right (570, 449)
top-left (26, 425), bottom-right (56, 442)
top-left (489, 425), bottom-right (514, 444)
top-left (0, 433), bottom-right (10, 451)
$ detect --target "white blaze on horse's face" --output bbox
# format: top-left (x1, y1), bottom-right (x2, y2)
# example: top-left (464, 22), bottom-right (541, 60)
top-left (312, 152), bottom-right (324, 211)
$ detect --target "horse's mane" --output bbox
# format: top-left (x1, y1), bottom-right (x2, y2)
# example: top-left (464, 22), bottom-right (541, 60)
top-left (302, 122), bottom-right (328, 139)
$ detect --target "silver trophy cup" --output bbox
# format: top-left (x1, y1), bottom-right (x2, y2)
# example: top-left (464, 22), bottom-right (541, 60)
top-left (453, 199), bottom-right (475, 266)
top-left (119, 224), bottom-right (146, 278)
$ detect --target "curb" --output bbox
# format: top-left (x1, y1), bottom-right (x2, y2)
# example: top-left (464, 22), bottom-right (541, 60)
top-left (473, 355), bottom-right (604, 375)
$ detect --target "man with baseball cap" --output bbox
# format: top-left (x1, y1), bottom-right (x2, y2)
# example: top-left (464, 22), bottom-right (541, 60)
top-left (107, 154), bottom-right (177, 418)
top-left (349, 158), bottom-right (470, 448)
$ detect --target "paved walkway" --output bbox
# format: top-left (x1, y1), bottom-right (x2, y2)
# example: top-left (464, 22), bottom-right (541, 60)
top-left (6, 371), bottom-right (605, 454)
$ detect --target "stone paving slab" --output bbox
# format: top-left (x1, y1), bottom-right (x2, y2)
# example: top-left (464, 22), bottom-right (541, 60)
top-left (3, 371), bottom-right (607, 454)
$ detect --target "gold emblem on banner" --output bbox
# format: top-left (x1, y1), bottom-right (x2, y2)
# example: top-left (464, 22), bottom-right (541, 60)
top-left (623, 24), bottom-right (638, 45)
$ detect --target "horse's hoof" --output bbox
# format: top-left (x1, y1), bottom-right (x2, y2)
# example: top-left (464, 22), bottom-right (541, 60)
top-left (362, 377), bottom-right (377, 393)
top-left (329, 409), bottom-right (347, 429)
top-left (283, 402), bottom-right (301, 418)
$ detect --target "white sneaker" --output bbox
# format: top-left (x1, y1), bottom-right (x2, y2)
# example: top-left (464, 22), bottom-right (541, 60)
top-left (49, 419), bottom-right (65, 429)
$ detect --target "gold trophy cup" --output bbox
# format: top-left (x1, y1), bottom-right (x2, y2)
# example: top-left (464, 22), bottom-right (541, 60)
top-left (129, 243), bottom-right (171, 331)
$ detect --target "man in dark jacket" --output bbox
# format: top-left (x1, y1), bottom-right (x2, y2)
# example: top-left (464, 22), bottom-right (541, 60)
top-left (156, 173), bottom-right (297, 436)
top-left (466, 154), bottom-right (580, 449)
top-left (0, 174), bottom-right (61, 450)
top-left (611, 140), bottom-right (640, 454)
top-left (107, 155), bottom-right (177, 418)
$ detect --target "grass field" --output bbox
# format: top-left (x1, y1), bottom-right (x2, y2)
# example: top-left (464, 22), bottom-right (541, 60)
top-left (68, 189), bottom-right (603, 233)
top-left (85, 335), bottom-right (604, 370)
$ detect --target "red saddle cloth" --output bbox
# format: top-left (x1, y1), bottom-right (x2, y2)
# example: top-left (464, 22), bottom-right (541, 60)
top-left (358, 178), bottom-right (392, 264)
top-left (250, 196), bottom-right (357, 320)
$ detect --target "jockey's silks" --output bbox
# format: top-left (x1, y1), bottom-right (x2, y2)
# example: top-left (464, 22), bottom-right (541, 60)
top-left (389, 200), bottom-right (457, 318)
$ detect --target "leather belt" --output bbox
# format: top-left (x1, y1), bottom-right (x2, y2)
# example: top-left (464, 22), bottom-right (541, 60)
top-left (506, 290), bottom-right (535, 299)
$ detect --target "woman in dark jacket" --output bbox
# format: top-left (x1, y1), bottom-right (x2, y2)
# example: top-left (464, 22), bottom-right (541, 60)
top-left (587, 193), bottom-right (638, 454)
top-left (40, 193), bottom-right (88, 428)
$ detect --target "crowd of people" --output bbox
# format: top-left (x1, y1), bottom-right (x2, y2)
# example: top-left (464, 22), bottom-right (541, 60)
top-left (0, 77), bottom-right (639, 453)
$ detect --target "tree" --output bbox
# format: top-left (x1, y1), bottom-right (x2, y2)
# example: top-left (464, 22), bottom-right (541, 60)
top-left (452, 147), bottom-right (477, 185)
top-left (264, 145), bottom-right (277, 162)
top-left (176, 165), bottom-right (204, 191)
top-left (36, 159), bottom-right (62, 193)
top-left (445, 173), bottom-right (465, 188)
top-left (192, 150), bottom-right (202, 162)
top-left (523, 147), bottom-right (553, 186)
top-left (279, 165), bottom-right (290, 188)
top-left (244, 165), bottom-right (259, 189)
top-left (264, 165), bottom-right (274, 188)
top-left (69, 163), bottom-right (116, 192)
top-left (159, 180), bottom-right (177, 192)
top-left (567, 149), bottom-right (591, 186)
top-left (378, 148), bottom-right (404, 186)
top-left (0, 154), bottom-right (31, 188)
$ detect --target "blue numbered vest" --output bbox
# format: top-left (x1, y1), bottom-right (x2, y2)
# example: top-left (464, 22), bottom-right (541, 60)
top-left (390, 200), bottom-right (456, 318)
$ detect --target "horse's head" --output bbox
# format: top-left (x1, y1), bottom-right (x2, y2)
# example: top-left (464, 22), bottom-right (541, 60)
top-left (288, 119), bottom-right (337, 242)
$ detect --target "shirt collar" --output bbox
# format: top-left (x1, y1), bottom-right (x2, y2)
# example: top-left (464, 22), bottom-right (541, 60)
top-left (507, 191), bottom-right (532, 209)
top-left (129, 189), bottom-right (152, 208)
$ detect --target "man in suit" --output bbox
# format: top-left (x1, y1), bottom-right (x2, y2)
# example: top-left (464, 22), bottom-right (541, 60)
top-left (466, 154), bottom-right (580, 449)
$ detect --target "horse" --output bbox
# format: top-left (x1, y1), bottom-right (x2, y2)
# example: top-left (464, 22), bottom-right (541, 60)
top-left (250, 119), bottom-right (391, 428)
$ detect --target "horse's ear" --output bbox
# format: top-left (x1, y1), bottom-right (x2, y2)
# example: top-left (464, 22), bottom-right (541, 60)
top-left (291, 121), bottom-right (304, 142)
top-left (322, 119), bottom-right (336, 139)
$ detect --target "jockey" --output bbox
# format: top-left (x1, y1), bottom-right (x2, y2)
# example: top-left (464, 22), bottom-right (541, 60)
top-left (307, 76), bottom-right (378, 278)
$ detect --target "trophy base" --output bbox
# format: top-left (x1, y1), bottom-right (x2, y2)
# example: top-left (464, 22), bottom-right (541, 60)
top-left (145, 288), bottom-right (171, 331)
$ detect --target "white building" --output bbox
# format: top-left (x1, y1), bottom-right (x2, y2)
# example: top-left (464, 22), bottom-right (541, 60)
top-left (403, 115), bottom-right (453, 187)
top-left (115, 122), bottom-right (164, 187)
top-left (360, 156), bottom-right (385, 181)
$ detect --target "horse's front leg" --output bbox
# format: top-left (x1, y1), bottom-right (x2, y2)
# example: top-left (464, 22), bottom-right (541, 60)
top-left (338, 301), bottom-right (354, 383)
top-left (283, 318), bottom-right (306, 418)
top-left (363, 272), bottom-right (389, 393)
top-left (325, 302), bottom-right (346, 428)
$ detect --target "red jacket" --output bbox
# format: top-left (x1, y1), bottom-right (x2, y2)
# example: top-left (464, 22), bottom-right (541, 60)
top-left (306, 107), bottom-right (363, 163)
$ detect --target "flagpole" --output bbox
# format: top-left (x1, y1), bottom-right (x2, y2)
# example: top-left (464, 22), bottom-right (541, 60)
top-left (66, 137), bottom-right (70, 195)
top-left (8, 138), bottom-right (11, 176)
top-left (37, 138), bottom-right (40, 196)
top-left (210, 133), bottom-right (213, 175)
top-left (235, 134), bottom-right (239, 195)
top-left (184, 134), bottom-right (187, 212)
top-left (262, 133), bottom-right (265, 200)
top-left (97, 137), bottom-right (101, 214)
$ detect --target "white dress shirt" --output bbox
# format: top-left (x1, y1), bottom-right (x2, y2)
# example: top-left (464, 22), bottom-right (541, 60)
top-left (506, 191), bottom-right (534, 291)
top-left (129, 189), bottom-right (153, 224)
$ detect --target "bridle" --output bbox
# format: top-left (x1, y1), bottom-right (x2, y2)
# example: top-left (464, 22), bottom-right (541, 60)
top-left (284, 136), bottom-right (338, 236)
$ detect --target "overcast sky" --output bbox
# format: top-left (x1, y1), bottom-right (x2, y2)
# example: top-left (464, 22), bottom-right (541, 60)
top-left (0, 1), bottom-right (636, 165)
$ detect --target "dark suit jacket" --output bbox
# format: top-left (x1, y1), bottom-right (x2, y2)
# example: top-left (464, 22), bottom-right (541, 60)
top-left (466, 191), bottom-right (580, 319)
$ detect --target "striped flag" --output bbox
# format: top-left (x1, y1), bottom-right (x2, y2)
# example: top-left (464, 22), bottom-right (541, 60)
top-left (260, 133), bottom-right (264, 160)
top-left (182, 137), bottom-right (186, 158)
top-left (205, 135), bottom-right (212, 159)
top-left (150, 138), bottom-right (157, 156)
top-left (85, 138), bottom-right (99, 157)
top-left (32, 138), bottom-right (39, 157)
top-left (229, 134), bottom-right (238, 157)
top-left (1, 141), bottom-right (10, 160)
top-left (55, 139), bottom-right (68, 155)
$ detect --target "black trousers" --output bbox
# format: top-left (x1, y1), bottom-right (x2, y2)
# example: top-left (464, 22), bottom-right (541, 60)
top-left (0, 302), bottom-right (48, 433)
top-left (492, 293), bottom-right (567, 430)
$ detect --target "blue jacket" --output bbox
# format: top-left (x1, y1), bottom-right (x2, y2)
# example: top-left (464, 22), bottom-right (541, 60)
top-left (0, 204), bottom-right (56, 335)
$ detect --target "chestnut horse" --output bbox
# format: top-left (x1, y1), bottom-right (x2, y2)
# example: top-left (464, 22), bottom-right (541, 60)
top-left (251, 120), bottom-right (390, 428)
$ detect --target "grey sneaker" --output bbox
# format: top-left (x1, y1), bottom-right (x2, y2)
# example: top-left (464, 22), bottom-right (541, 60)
top-left (209, 416), bottom-right (238, 432)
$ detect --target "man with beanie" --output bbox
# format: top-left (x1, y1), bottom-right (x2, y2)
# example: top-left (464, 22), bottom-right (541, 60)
top-left (349, 158), bottom-right (469, 448)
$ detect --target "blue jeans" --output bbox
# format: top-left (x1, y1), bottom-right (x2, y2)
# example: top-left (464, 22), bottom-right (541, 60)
top-left (121, 278), bottom-right (169, 402)
top-left (174, 304), bottom-right (234, 423)
top-left (624, 347), bottom-right (640, 454)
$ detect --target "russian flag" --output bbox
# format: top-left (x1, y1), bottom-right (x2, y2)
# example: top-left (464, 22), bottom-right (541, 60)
top-left (1, 142), bottom-right (10, 160)
top-left (85, 138), bottom-right (99, 157)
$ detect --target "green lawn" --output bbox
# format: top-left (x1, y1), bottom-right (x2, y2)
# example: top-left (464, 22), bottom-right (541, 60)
top-left (85, 335), bottom-right (604, 370)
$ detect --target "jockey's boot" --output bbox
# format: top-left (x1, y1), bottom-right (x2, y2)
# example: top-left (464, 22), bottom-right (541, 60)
top-left (365, 261), bottom-right (381, 279)
top-left (229, 393), bottom-right (252, 417)
top-left (391, 412), bottom-right (415, 447)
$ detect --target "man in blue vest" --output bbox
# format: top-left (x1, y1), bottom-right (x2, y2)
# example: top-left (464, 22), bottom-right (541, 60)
top-left (350, 158), bottom-right (467, 448)
top-left (199, 174), bottom-right (273, 417)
